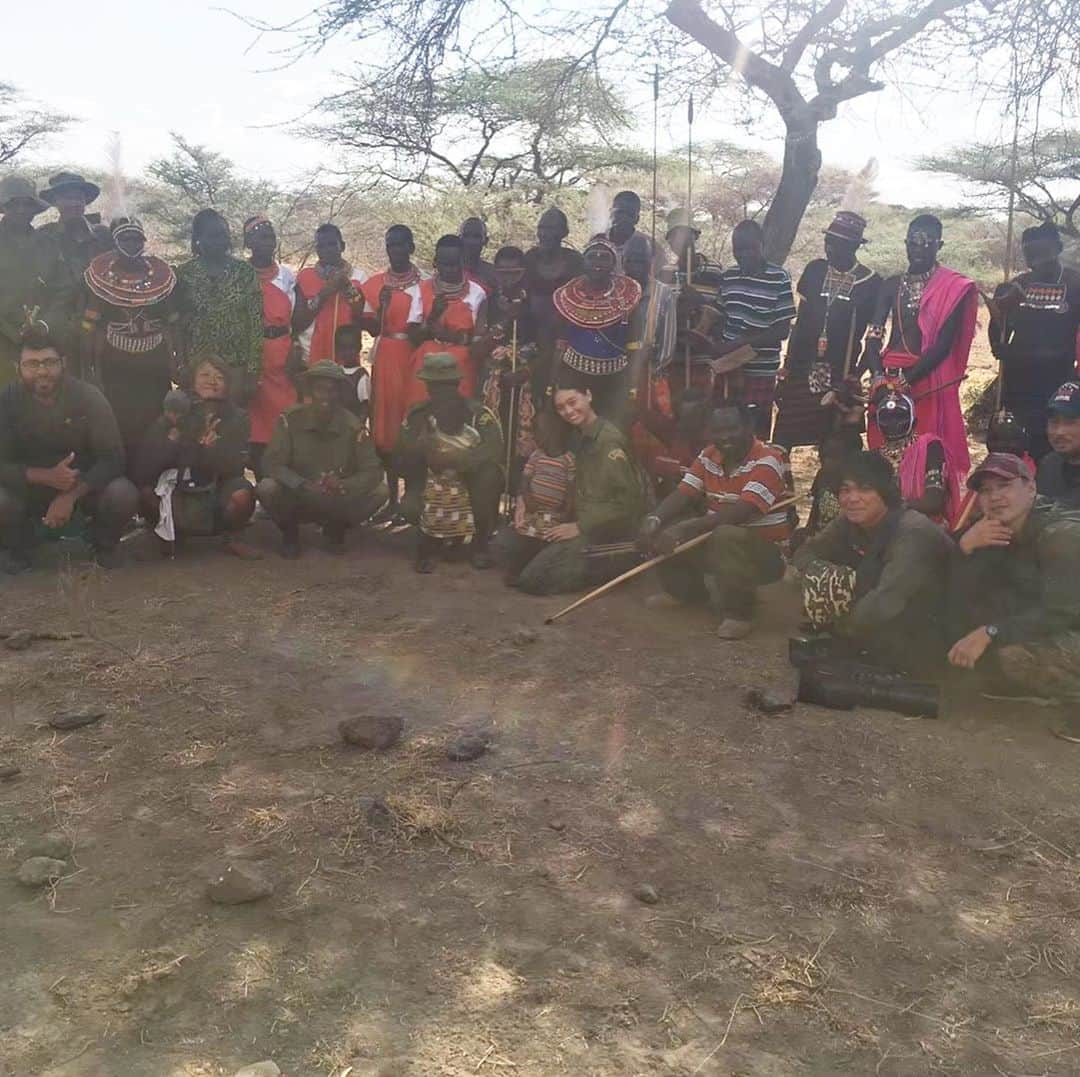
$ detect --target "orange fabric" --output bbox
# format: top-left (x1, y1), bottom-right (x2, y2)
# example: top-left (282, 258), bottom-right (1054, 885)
top-left (249, 267), bottom-right (297, 445)
top-left (407, 281), bottom-right (480, 406)
top-left (297, 266), bottom-right (365, 364)
top-left (363, 272), bottom-right (420, 454)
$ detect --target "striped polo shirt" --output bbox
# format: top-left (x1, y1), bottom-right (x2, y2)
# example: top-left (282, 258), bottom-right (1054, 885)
top-left (719, 263), bottom-right (796, 377)
top-left (678, 439), bottom-right (793, 542)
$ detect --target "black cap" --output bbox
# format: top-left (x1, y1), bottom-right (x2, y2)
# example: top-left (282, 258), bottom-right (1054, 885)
top-left (1047, 381), bottom-right (1080, 419)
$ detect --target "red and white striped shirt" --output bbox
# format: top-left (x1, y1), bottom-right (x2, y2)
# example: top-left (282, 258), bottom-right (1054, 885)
top-left (679, 439), bottom-right (793, 543)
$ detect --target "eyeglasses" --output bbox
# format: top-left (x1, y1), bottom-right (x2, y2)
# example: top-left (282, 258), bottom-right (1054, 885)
top-left (20, 356), bottom-right (62, 372)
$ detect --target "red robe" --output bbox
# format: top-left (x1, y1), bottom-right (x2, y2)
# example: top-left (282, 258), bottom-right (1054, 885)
top-left (249, 263), bottom-right (298, 445)
top-left (407, 279), bottom-right (487, 406)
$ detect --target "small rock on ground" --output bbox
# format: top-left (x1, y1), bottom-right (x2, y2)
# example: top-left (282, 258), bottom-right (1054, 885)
top-left (339, 715), bottom-right (404, 750)
top-left (632, 882), bottom-right (660, 905)
top-left (207, 863), bottom-right (274, 905)
top-left (511, 626), bottom-right (539, 646)
top-left (446, 730), bottom-right (492, 762)
top-left (0, 765), bottom-right (20, 780)
top-left (548, 818), bottom-right (566, 832)
top-left (25, 831), bottom-right (73, 860)
top-left (233, 1063), bottom-right (281, 1077)
top-left (49, 709), bottom-right (105, 731)
top-left (16, 857), bottom-right (67, 888)
top-left (358, 795), bottom-right (393, 826)
top-left (4, 630), bottom-right (33, 651)
top-left (744, 687), bottom-right (794, 716)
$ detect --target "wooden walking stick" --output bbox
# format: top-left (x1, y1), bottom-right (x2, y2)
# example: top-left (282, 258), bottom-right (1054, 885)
top-left (503, 319), bottom-right (519, 515)
top-left (544, 494), bottom-right (798, 624)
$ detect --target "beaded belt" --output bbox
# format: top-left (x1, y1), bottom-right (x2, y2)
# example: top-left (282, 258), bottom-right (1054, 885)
top-left (561, 346), bottom-right (629, 377)
top-left (263, 325), bottom-right (291, 340)
top-left (381, 332), bottom-right (410, 341)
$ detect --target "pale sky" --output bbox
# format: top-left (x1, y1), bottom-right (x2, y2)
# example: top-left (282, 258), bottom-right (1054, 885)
top-left (5, 1), bottom-right (1053, 208)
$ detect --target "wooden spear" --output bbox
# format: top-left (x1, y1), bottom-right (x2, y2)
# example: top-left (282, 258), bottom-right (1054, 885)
top-left (544, 494), bottom-right (799, 624)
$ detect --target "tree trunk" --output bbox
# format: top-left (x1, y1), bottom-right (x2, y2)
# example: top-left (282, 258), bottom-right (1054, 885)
top-left (762, 115), bottom-right (822, 265)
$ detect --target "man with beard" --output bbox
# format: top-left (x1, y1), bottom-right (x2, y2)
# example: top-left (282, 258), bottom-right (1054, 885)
top-left (638, 404), bottom-right (792, 639)
top-left (256, 361), bottom-right (387, 558)
top-left (864, 214), bottom-right (977, 482)
top-left (773, 211), bottom-right (880, 449)
top-left (0, 175), bottom-right (70, 388)
top-left (988, 222), bottom-right (1080, 460)
top-left (0, 321), bottom-right (137, 572)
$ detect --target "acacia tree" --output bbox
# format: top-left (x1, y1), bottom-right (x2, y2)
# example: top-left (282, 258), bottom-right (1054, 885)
top-left (309, 59), bottom-right (651, 203)
top-left (249, 0), bottom-right (1078, 262)
top-left (0, 83), bottom-right (73, 167)
top-left (919, 129), bottom-right (1080, 238)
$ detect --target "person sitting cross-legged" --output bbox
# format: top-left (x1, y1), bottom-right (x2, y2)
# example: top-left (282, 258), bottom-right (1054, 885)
top-left (134, 355), bottom-right (260, 559)
top-left (792, 450), bottom-right (954, 674)
top-left (947, 452), bottom-right (1080, 741)
top-left (394, 352), bottom-right (504, 573)
top-left (256, 361), bottom-right (387, 558)
top-left (0, 320), bottom-right (137, 572)
top-left (638, 403), bottom-right (792, 640)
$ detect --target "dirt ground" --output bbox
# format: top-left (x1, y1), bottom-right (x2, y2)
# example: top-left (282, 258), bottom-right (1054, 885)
top-left (8, 331), bottom-right (1078, 1077)
top-left (3, 495), bottom-right (1080, 1077)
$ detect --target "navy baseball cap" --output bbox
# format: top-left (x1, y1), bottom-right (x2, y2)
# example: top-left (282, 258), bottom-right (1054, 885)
top-left (1047, 381), bottom-right (1080, 419)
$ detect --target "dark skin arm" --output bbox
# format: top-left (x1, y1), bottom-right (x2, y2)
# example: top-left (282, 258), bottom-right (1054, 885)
top-left (861, 276), bottom-right (899, 377)
top-left (638, 484), bottom-right (757, 555)
top-left (714, 319), bottom-right (791, 358)
top-left (905, 303), bottom-right (964, 384)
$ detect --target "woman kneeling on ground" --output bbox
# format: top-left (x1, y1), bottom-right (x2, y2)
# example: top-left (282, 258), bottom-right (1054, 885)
top-left (135, 354), bottom-right (260, 559)
top-left (508, 381), bottom-right (646, 595)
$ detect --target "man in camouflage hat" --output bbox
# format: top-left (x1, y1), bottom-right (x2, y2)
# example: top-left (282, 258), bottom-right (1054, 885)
top-left (948, 452), bottom-right (1080, 741)
top-left (394, 351), bottom-right (504, 572)
top-left (256, 360), bottom-right (387, 558)
top-left (0, 175), bottom-right (72, 388)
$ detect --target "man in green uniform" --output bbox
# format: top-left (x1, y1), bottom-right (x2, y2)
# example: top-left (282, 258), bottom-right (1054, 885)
top-left (37, 172), bottom-right (111, 354)
top-left (513, 383), bottom-right (646, 595)
top-left (394, 352), bottom-right (504, 572)
top-left (0, 322), bottom-right (137, 573)
top-left (948, 452), bottom-right (1080, 741)
top-left (256, 361), bottom-right (387, 558)
top-left (0, 176), bottom-right (71, 388)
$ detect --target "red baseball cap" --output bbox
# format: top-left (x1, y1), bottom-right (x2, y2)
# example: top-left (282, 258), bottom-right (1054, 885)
top-left (966, 452), bottom-right (1033, 491)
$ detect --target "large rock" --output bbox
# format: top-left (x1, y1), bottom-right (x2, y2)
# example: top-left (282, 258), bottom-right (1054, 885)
top-left (49, 709), bottom-right (105, 731)
top-left (233, 1064), bottom-right (281, 1077)
top-left (338, 715), bottom-right (404, 751)
top-left (447, 730), bottom-right (492, 762)
top-left (16, 857), bottom-right (67, 887)
top-left (207, 863), bottom-right (274, 905)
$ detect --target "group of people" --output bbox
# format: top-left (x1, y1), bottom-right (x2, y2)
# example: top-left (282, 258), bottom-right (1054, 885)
top-left (2, 168), bottom-right (1079, 733)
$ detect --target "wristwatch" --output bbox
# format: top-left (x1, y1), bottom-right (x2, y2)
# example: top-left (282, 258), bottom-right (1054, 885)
top-left (985, 624), bottom-right (999, 642)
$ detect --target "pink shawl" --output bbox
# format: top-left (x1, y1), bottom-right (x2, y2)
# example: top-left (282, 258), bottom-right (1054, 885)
top-left (914, 266), bottom-right (977, 475)
top-left (898, 432), bottom-right (961, 528)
